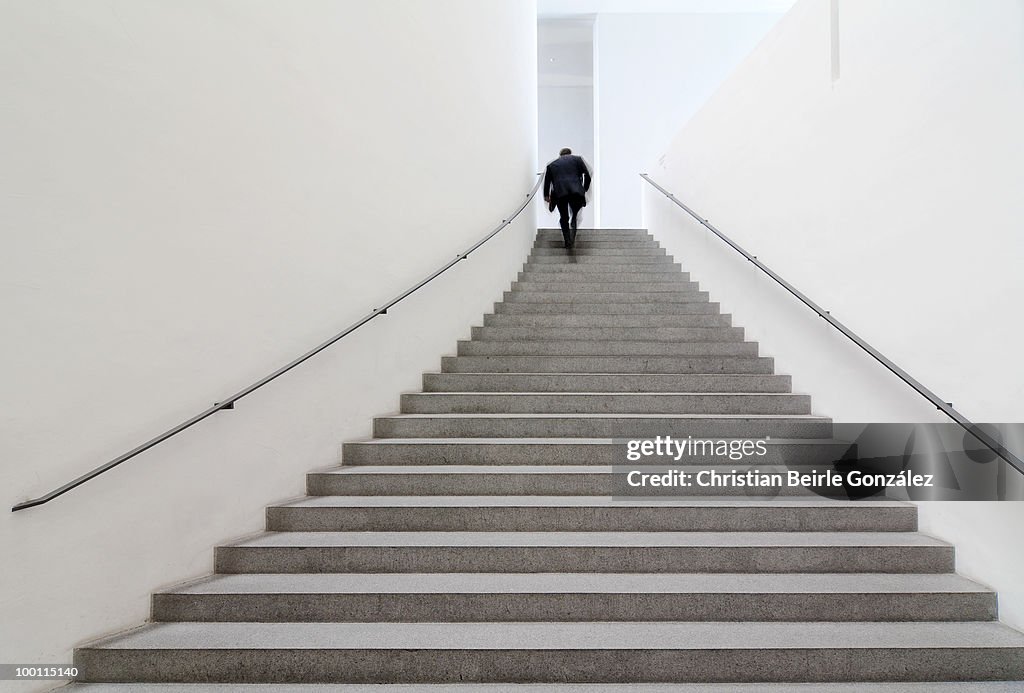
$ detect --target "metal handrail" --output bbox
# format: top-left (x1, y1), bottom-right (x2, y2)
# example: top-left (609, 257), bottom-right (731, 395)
top-left (641, 172), bottom-right (1024, 477)
top-left (12, 173), bottom-right (544, 512)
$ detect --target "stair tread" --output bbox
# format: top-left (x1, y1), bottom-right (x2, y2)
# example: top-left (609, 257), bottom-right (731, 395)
top-left (224, 531), bottom-right (948, 548)
top-left (164, 572), bottom-right (990, 595)
top-left (424, 373), bottom-right (781, 377)
top-left (345, 437), bottom-right (844, 445)
top-left (446, 356), bottom-right (769, 360)
top-left (81, 621), bottom-right (1024, 650)
top-left (407, 392), bottom-right (801, 396)
top-left (56, 683), bottom-right (1024, 691)
top-left (314, 463), bottom-right (838, 474)
top-left (276, 496), bottom-right (910, 509)
top-left (377, 413), bottom-right (829, 420)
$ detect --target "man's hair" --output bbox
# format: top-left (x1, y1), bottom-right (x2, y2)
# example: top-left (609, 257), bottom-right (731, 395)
top-left (559, 147), bottom-right (572, 156)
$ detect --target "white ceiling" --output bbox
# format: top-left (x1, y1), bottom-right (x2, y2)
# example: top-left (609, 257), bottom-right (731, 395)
top-left (538, 0), bottom-right (797, 17)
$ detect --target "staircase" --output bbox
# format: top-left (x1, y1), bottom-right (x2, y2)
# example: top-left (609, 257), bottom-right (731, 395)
top-left (68, 227), bottom-right (1024, 690)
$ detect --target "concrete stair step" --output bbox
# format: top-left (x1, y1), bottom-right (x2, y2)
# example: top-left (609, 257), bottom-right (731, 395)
top-left (371, 413), bottom-right (829, 439)
top-left (213, 531), bottom-right (953, 574)
top-left (471, 326), bottom-right (743, 341)
top-left (483, 313), bottom-right (730, 326)
top-left (400, 392), bottom-right (808, 414)
top-left (265, 497), bottom-right (915, 532)
top-left (530, 247), bottom-right (667, 256)
top-left (456, 341), bottom-right (758, 357)
top-left (339, 438), bottom-right (849, 466)
top-left (511, 281), bottom-right (700, 292)
top-left (537, 228), bottom-right (650, 238)
top-left (423, 372), bottom-right (788, 392)
top-left (306, 464), bottom-right (834, 495)
top-left (441, 355), bottom-right (774, 373)
top-left (55, 682), bottom-right (1024, 692)
top-left (494, 302), bottom-right (721, 314)
top-left (77, 621), bottom-right (1024, 683)
top-left (523, 263), bottom-right (684, 273)
top-left (517, 271), bottom-right (692, 282)
top-left (502, 291), bottom-right (710, 303)
top-left (151, 572), bottom-right (995, 623)
top-left (526, 255), bottom-right (676, 264)
top-left (533, 240), bottom-right (659, 248)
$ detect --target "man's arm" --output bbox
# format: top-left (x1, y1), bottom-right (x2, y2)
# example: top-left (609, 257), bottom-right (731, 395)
top-left (579, 157), bottom-right (592, 193)
top-left (543, 165), bottom-right (553, 200)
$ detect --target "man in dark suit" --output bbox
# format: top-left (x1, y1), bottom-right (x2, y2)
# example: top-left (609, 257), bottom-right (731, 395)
top-left (544, 148), bottom-right (592, 249)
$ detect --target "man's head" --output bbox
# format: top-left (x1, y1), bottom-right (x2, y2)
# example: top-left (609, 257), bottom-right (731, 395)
top-left (559, 147), bottom-right (572, 156)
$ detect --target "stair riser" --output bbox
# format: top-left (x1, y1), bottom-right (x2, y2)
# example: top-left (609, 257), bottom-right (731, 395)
top-left (306, 472), bottom-right (822, 496)
top-left (423, 373), bottom-right (789, 392)
top-left (472, 326), bottom-right (743, 341)
top-left (441, 356), bottom-right (774, 374)
top-left (400, 393), bottom-right (809, 415)
top-left (152, 591), bottom-right (996, 623)
top-left (503, 292), bottom-right (710, 304)
top-left (523, 265), bottom-right (684, 274)
top-left (512, 282), bottom-right (699, 293)
top-left (340, 442), bottom-right (848, 467)
top-left (214, 546), bottom-right (954, 574)
top-left (531, 248), bottom-right (667, 256)
top-left (372, 418), bottom-right (830, 439)
top-left (533, 241), bottom-right (659, 248)
top-left (75, 646), bottom-right (1024, 684)
top-left (527, 256), bottom-right (676, 264)
top-left (537, 229), bottom-right (650, 237)
top-left (518, 272), bottom-right (692, 282)
top-left (483, 313), bottom-right (730, 327)
top-left (494, 303), bottom-right (721, 315)
top-left (266, 506), bottom-right (916, 533)
top-left (456, 342), bottom-right (758, 357)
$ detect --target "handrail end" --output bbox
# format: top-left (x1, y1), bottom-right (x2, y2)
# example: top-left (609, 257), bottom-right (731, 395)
top-left (12, 497), bottom-right (47, 512)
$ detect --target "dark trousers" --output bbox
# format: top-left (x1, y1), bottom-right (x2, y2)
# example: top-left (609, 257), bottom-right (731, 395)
top-left (555, 194), bottom-right (585, 247)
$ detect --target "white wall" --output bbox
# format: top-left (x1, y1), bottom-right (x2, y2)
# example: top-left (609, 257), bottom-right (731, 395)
top-left (595, 12), bottom-right (783, 226)
top-left (644, 0), bottom-right (1024, 628)
top-left (0, 1), bottom-right (537, 688)
top-left (539, 87), bottom-right (595, 181)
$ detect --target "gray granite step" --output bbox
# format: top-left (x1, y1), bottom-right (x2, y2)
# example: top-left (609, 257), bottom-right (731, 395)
top-left (400, 392), bottom-right (808, 414)
top-left (306, 464), bottom-right (838, 495)
top-left (339, 438), bottom-right (846, 466)
top-left (58, 683), bottom-right (1024, 692)
top-left (265, 496), bottom-right (914, 532)
top-left (422, 372), bottom-right (789, 392)
top-left (74, 621), bottom-right (1024, 683)
top-left (470, 325), bottom-right (744, 341)
top-left (440, 355), bottom-right (775, 373)
top-left (456, 340), bottom-right (759, 357)
top-left (151, 572), bottom-right (995, 623)
top-left (213, 531), bottom-right (953, 574)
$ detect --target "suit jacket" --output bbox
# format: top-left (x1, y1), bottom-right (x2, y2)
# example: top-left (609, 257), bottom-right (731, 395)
top-left (544, 154), bottom-right (592, 203)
